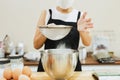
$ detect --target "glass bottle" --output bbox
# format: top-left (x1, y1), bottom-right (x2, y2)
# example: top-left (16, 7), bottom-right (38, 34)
top-left (8, 55), bottom-right (23, 70)
top-left (0, 58), bottom-right (11, 77)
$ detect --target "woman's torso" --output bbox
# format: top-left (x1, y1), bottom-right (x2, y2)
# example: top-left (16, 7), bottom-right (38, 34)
top-left (44, 8), bottom-right (81, 50)
top-left (37, 8), bottom-right (82, 72)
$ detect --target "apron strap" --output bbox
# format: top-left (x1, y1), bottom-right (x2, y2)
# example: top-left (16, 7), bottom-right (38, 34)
top-left (77, 11), bottom-right (81, 21)
top-left (49, 9), bottom-right (52, 19)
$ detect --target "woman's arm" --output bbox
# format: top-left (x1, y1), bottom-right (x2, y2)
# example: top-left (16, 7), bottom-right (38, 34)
top-left (33, 10), bottom-right (47, 49)
top-left (77, 12), bottom-right (93, 46)
top-left (79, 31), bottom-right (91, 46)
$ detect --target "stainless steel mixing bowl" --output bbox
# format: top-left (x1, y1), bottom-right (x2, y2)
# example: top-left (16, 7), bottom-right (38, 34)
top-left (41, 49), bottom-right (78, 80)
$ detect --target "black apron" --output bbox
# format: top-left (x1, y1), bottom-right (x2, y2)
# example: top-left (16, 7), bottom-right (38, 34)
top-left (38, 9), bottom-right (81, 72)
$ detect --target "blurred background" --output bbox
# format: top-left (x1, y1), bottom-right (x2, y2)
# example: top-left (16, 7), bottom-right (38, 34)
top-left (0, 0), bottom-right (120, 56)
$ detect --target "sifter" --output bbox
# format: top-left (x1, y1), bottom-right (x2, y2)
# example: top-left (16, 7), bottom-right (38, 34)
top-left (38, 25), bottom-right (72, 40)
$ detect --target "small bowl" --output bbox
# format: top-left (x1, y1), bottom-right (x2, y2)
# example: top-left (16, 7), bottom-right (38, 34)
top-left (38, 25), bottom-right (72, 40)
top-left (41, 49), bottom-right (78, 80)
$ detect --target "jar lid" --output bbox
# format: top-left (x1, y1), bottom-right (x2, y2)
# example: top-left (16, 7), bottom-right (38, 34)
top-left (0, 58), bottom-right (10, 64)
top-left (8, 55), bottom-right (23, 59)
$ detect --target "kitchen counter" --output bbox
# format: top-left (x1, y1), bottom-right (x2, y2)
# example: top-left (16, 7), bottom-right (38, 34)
top-left (24, 60), bottom-right (39, 66)
top-left (24, 53), bottom-right (120, 71)
top-left (30, 71), bottom-right (96, 80)
top-left (81, 53), bottom-right (120, 65)
top-left (24, 53), bottom-right (120, 66)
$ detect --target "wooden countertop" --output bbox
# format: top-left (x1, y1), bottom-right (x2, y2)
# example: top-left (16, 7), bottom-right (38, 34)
top-left (24, 60), bottom-right (39, 66)
top-left (30, 71), bottom-right (96, 80)
top-left (24, 53), bottom-right (120, 66)
top-left (81, 53), bottom-right (120, 65)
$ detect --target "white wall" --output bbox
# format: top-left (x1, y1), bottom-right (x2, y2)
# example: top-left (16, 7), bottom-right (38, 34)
top-left (0, 0), bottom-right (120, 54)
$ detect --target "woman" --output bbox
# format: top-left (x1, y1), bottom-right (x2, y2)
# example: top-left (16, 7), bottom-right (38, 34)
top-left (34, 0), bottom-right (93, 71)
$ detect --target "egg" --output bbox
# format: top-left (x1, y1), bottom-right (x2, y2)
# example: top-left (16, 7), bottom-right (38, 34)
top-left (12, 68), bottom-right (22, 80)
top-left (3, 68), bottom-right (12, 80)
top-left (18, 74), bottom-right (30, 80)
top-left (0, 77), bottom-right (7, 80)
top-left (22, 66), bottom-right (32, 77)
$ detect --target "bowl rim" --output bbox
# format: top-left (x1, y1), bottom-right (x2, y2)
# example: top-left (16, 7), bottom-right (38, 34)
top-left (40, 49), bottom-right (79, 55)
top-left (38, 25), bottom-right (72, 29)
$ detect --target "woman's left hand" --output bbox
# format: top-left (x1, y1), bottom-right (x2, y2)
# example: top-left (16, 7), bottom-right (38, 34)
top-left (77, 12), bottom-right (93, 32)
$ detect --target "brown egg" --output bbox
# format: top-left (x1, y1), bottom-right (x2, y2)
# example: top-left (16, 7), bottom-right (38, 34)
top-left (22, 66), bottom-right (32, 77)
top-left (18, 74), bottom-right (30, 80)
top-left (12, 68), bottom-right (22, 80)
top-left (0, 77), bottom-right (7, 80)
top-left (3, 68), bottom-right (12, 80)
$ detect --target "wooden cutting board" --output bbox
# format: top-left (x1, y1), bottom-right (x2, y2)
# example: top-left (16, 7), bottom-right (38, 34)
top-left (30, 71), bottom-right (96, 80)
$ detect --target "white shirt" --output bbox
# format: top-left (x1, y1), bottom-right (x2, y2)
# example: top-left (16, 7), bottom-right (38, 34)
top-left (45, 8), bottom-right (80, 25)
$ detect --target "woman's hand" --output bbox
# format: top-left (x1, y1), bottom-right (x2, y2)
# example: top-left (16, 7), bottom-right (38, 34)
top-left (77, 12), bottom-right (93, 46)
top-left (77, 12), bottom-right (93, 32)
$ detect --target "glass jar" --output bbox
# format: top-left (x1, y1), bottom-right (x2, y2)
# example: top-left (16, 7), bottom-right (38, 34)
top-left (0, 58), bottom-right (11, 77)
top-left (0, 48), bottom-right (5, 58)
top-left (79, 47), bottom-right (87, 63)
top-left (8, 55), bottom-right (23, 70)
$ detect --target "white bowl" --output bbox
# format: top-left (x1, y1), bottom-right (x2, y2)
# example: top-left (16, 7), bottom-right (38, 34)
top-left (38, 25), bottom-right (72, 40)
